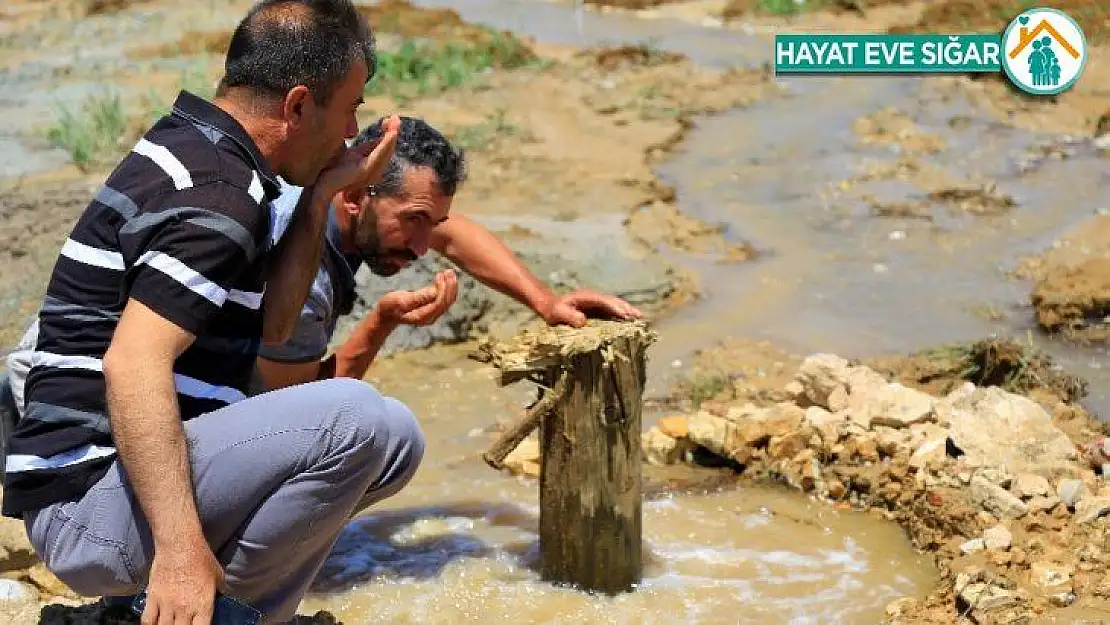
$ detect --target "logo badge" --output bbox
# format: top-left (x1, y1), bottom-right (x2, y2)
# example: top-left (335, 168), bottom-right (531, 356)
top-left (1001, 8), bottom-right (1087, 95)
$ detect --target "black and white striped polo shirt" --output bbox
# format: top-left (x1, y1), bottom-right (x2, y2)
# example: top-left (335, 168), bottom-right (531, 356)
top-left (2, 91), bottom-right (282, 517)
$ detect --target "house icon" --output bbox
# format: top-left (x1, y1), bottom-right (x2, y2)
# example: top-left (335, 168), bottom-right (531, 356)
top-left (1008, 18), bottom-right (1081, 60)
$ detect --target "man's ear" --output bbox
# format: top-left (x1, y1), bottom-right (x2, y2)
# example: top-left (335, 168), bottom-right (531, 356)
top-left (339, 187), bottom-right (366, 216)
top-left (280, 85), bottom-right (312, 129)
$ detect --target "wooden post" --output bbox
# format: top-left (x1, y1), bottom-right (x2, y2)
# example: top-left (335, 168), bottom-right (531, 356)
top-left (476, 320), bottom-right (656, 595)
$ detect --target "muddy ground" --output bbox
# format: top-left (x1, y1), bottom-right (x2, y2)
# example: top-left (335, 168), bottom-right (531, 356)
top-left (2, 0), bottom-right (1110, 622)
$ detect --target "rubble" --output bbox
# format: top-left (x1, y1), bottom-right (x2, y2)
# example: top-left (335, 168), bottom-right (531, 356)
top-left (633, 352), bottom-right (1110, 623)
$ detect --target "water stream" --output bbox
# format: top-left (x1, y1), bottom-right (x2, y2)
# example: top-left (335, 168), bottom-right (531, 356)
top-left (399, 0), bottom-right (1110, 420)
top-left (300, 344), bottom-right (936, 623)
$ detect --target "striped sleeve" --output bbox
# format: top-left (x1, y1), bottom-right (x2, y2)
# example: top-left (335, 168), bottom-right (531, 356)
top-left (118, 182), bottom-right (264, 336)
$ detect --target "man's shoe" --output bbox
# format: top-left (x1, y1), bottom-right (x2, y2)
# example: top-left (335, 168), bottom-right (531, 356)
top-left (103, 594), bottom-right (138, 608)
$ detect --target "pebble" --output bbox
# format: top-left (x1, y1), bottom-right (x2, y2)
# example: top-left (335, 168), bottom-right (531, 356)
top-left (0, 579), bottom-right (35, 602)
top-left (961, 538), bottom-right (986, 554)
top-left (983, 524), bottom-right (1013, 551)
top-left (1057, 479), bottom-right (1088, 508)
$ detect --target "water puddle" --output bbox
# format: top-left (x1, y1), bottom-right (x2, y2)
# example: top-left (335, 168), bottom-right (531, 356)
top-left (289, 343), bottom-right (939, 622)
top-left (302, 487), bottom-right (934, 624)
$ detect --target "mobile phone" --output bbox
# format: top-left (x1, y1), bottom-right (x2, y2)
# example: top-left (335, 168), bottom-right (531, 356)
top-left (131, 591), bottom-right (262, 625)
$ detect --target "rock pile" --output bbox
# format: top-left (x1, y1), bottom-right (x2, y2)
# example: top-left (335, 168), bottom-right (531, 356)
top-left (638, 352), bottom-right (1110, 623)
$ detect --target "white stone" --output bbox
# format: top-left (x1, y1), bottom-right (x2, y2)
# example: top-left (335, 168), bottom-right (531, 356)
top-left (943, 387), bottom-right (1077, 475)
top-left (0, 580), bottom-right (35, 602)
top-left (641, 427), bottom-right (690, 466)
top-left (852, 383), bottom-right (936, 429)
top-left (961, 538), bottom-right (986, 554)
top-left (1013, 473), bottom-right (1051, 499)
top-left (1030, 561), bottom-right (1073, 590)
top-left (982, 524), bottom-right (1012, 551)
top-left (1057, 479), bottom-right (1089, 508)
top-left (970, 475), bottom-right (1028, 519)
top-left (1075, 497), bottom-right (1110, 524)
top-left (794, 354), bottom-right (852, 410)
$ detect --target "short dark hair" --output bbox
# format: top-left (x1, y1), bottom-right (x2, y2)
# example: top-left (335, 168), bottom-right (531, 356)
top-left (219, 0), bottom-right (375, 105)
top-left (356, 116), bottom-right (468, 197)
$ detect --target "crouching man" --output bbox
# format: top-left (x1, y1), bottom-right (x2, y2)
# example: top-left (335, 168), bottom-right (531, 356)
top-left (2, 2), bottom-right (421, 623)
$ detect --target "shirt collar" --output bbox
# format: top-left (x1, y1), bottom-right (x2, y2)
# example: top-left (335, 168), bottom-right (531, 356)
top-left (169, 90), bottom-right (282, 201)
top-left (326, 204), bottom-right (364, 275)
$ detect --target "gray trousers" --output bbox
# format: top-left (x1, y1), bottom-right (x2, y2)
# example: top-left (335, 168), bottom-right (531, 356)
top-left (22, 377), bottom-right (425, 624)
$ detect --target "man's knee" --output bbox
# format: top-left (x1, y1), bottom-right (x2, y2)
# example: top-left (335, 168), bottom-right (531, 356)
top-left (309, 378), bottom-right (424, 487)
top-left (377, 395), bottom-right (425, 491)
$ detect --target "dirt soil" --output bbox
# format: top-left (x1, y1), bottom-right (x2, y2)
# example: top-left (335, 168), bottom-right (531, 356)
top-left (1014, 215), bottom-right (1110, 345)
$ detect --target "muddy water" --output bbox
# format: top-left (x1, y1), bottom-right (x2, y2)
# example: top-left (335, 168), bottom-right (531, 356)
top-left (299, 345), bottom-right (935, 623)
top-left (648, 74), bottom-right (1110, 415)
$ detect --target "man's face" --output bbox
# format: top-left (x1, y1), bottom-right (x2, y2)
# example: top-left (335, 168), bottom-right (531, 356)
top-left (353, 167), bottom-right (452, 276)
top-left (284, 58), bottom-right (368, 186)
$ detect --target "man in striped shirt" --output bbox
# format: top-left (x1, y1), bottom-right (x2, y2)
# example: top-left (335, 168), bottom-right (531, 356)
top-left (0, 1), bottom-right (422, 623)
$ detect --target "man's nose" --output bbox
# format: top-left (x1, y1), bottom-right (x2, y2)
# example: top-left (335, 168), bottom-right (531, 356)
top-left (345, 115), bottom-right (359, 139)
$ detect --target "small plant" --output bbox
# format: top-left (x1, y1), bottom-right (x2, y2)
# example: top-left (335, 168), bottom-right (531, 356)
top-left (143, 65), bottom-right (216, 124)
top-left (451, 109), bottom-right (526, 151)
top-left (679, 373), bottom-right (734, 407)
top-left (46, 66), bottom-right (217, 172)
top-left (46, 90), bottom-right (128, 171)
top-left (367, 33), bottom-right (543, 102)
top-left (759, 0), bottom-right (819, 16)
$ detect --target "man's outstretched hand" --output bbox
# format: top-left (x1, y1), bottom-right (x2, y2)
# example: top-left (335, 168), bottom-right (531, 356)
top-left (538, 289), bottom-right (643, 328)
top-left (376, 269), bottom-right (459, 327)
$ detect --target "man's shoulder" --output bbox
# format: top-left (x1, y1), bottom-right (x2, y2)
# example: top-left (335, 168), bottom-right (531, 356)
top-left (111, 117), bottom-right (270, 211)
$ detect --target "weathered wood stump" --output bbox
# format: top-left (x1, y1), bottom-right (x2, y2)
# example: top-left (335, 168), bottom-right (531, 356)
top-left (477, 320), bottom-right (656, 595)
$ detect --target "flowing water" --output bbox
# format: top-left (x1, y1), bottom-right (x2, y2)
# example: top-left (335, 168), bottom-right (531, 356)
top-left (390, 0), bottom-right (1110, 418)
top-left (299, 344), bottom-right (937, 623)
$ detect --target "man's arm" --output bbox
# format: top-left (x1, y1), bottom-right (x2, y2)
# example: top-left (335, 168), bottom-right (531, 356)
top-left (430, 214), bottom-right (643, 326)
top-left (261, 185), bottom-right (330, 346)
top-left (103, 300), bottom-right (220, 598)
top-left (256, 270), bottom-right (454, 390)
top-left (262, 116), bottom-right (400, 345)
top-left (331, 308), bottom-right (397, 379)
top-left (256, 309), bottom-right (395, 389)
top-left (429, 213), bottom-right (554, 313)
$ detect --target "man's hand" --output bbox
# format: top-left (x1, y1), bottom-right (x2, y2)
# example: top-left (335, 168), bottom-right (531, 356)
top-left (142, 534), bottom-right (225, 625)
top-left (376, 269), bottom-right (459, 327)
top-left (314, 115), bottom-right (401, 203)
top-left (538, 289), bottom-right (643, 328)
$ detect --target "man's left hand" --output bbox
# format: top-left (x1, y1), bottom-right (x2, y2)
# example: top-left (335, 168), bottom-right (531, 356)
top-left (538, 289), bottom-right (643, 328)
